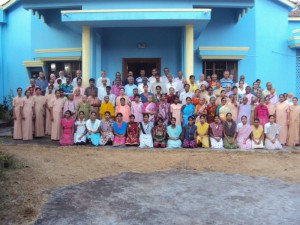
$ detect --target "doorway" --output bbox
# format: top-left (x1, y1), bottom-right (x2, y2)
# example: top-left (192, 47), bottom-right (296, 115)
top-left (122, 58), bottom-right (161, 80)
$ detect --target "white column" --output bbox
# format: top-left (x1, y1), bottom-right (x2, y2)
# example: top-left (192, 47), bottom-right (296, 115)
top-left (82, 26), bottom-right (91, 87)
top-left (185, 24), bottom-right (194, 79)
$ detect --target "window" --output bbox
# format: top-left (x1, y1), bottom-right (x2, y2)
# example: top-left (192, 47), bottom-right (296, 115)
top-left (203, 60), bottom-right (238, 81)
top-left (45, 61), bottom-right (81, 80)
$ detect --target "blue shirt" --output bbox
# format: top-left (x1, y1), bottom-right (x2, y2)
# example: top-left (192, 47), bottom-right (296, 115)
top-left (124, 84), bottom-right (138, 97)
top-left (220, 78), bottom-right (233, 88)
top-left (62, 83), bottom-right (74, 95)
top-left (35, 78), bottom-right (48, 92)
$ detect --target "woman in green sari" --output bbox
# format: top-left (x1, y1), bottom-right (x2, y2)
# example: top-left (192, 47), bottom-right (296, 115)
top-left (223, 112), bottom-right (238, 149)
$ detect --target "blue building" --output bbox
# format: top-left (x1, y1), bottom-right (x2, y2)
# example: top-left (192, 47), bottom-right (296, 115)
top-left (0, 0), bottom-right (300, 100)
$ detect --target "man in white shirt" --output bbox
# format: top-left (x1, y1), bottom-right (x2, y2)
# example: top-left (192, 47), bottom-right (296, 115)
top-left (138, 77), bottom-right (149, 94)
top-left (97, 70), bottom-right (111, 88)
top-left (162, 67), bottom-right (170, 83)
top-left (174, 70), bottom-right (185, 94)
top-left (150, 73), bottom-right (166, 94)
top-left (149, 68), bottom-right (162, 86)
top-left (235, 75), bottom-right (248, 88)
top-left (72, 70), bottom-right (82, 87)
top-left (165, 74), bottom-right (177, 95)
top-left (98, 78), bottom-right (108, 101)
top-left (105, 86), bottom-right (116, 105)
top-left (56, 70), bottom-right (66, 84)
top-left (136, 69), bottom-right (148, 85)
top-left (179, 84), bottom-right (194, 105)
top-left (197, 74), bottom-right (208, 88)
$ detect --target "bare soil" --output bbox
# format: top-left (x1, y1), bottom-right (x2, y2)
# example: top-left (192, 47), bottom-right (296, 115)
top-left (0, 144), bottom-right (300, 225)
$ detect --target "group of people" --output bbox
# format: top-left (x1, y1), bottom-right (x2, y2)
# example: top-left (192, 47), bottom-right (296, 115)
top-left (12, 68), bottom-right (300, 150)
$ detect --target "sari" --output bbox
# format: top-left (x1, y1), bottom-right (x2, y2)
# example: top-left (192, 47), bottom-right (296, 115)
top-left (206, 104), bottom-right (217, 123)
top-left (255, 104), bottom-right (269, 126)
top-left (195, 122), bottom-right (209, 148)
top-left (182, 125), bottom-right (197, 148)
top-left (287, 105), bottom-right (300, 146)
top-left (251, 125), bottom-right (264, 148)
top-left (223, 121), bottom-right (238, 149)
top-left (157, 102), bottom-right (170, 126)
top-left (74, 119), bottom-right (87, 144)
top-left (63, 100), bottom-right (77, 118)
top-left (264, 122), bottom-right (282, 150)
top-left (209, 122), bottom-right (224, 149)
top-left (266, 103), bottom-right (276, 116)
top-left (217, 104), bottom-right (231, 121)
top-left (139, 121), bottom-right (154, 148)
top-left (153, 125), bottom-right (167, 148)
top-left (167, 95), bottom-right (175, 104)
top-left (166, 125), bottom-right (182, 148)
top-left (59, 118), bottom-right (75, 146)
top-left (100, 119), bottom-right (114, 145)
top-left (227, 102), bottom-right (239, 122)
top-left (86, 119), bottom-right (101, 146)
top-left (77, 102), bottom-right (91, 120)
top-left (99, 102), bottom-right (115, 120)
top-left (13, 96), bottom-right (23, 139)
top-left (131, 102), bottom-right (143, 122)
top-left (113, 121), bottom-right (127, 146)
top-left (116, 95), bottom-right (130, 106)
top-left (237, 104), bottom-right (251, 124)
top-left (140, 93), bottom-right (154, 103)
top-left (181, 103), bottom-right (195, 127)
top-left (142, 102), bottom-right (157, 122)
top-left (125, 122), bottom-right (139, 145)
top-left (236, 123), bottom-right (252, 149)
top-left (276, 102), bottom-right (290, 145)
top-left (195, 104), bottom-right (207, 123)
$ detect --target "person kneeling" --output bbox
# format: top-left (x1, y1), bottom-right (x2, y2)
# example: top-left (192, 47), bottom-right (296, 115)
top-left (195, 115), bottom-right (210, 148)
top-left (209, 115), bottom-right (224, 149)
top-left (166, 117), bottom-right (182, 149)
top-left (236, 116), bottom-right (252, 150)
top-left (251, 118), bottom-right (264, 149)
top-left (264, 115), bottom-right (282, 150)
top-left (113, 113), bottom-right (127, 147)
top-left (74, 111), bottom-right (87, 145)
top-left (152, 118), bottom-right (167, 148)
top-left (182, 116), bottom-right (197, 148)
top-left (100, 111), bottom-right (114, 146)
top-left (139, 113), bottom-right (154, 148)
top-left (59, 110), bottom-right (76, 146)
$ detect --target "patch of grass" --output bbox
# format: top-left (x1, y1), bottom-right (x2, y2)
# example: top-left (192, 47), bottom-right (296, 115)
top-left (0, 152), bottom-right (24, 175)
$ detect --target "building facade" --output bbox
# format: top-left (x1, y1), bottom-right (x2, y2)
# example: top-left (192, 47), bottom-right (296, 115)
top-left (0, 0), bottom-right (300, 100)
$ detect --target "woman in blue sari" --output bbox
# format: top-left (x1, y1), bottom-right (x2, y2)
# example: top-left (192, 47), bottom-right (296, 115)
top-left (113, 113), bottom-right (127, 146)
top-left (166, 117), bottom-right (182, 148)
top-left (86, 111), bottom-right (101, 146)
top-left (181, 97), bottom-right (195, 127)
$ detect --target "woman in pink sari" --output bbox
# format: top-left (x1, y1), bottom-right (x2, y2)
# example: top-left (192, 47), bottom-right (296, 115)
top-left (236, 115), bottom-right (252, 149)
top-left (59, 110), bottom-right (76, 146)
top-left (276, 94), bottom-right (290, 145)
top-left (254, 98), bottom-right (269, 126)
top-left (142, 95), bottom-right (157, 123)
top-left (157, 94), bottom-right (170, 126)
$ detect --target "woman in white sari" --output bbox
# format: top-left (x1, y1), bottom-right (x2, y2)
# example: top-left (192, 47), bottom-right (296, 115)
top-left (86, 111), bottom-right (101, 146)
top-left (74, 111), bottom-right (87, 145)
top-left (264, 115), bottom-right (282, 150)
top-left (139, 113), bottom-right (154, 148)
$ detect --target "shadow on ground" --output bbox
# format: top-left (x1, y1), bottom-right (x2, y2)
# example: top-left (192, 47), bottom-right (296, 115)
top-left (35, 171), bottom-right (300, 225)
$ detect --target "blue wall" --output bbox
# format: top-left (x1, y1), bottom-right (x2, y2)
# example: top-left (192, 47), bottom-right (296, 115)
top-left (100, 27), bottom-right (182, 80)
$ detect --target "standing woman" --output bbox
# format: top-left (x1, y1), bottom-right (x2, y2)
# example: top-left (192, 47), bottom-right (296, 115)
top-left (33, 88), bottom-right (46, 137)
top-left (275, 94), bottom-right (290, 145)
top-left (59, 110), bottom-right (76, 146)
top-left (170, 96), bottom-right (182, 126)
top-left (63, 93), bottom-right (77, 118)
top-left (50, 90), bottom-right (66, 141)
top-left (74, 111), bottom-right (87, 145)
top-left (236, 116), bottom-right (253, 149)
top-left (86, 111), bottom-right (101, 146)
top-left (227, 94), bottom-right (239, 122)
top-left (194, 97), bottom-right (207, 123)
top-left (206, 97), bottom-right (218, 123)
top-left (100, 111), bottom-right (115, 146)
top-left (45, 85), bottom-right (54, 136)
top-left (142, 95), bottom-right (157, 123)
top-left (125, 114), bottom-right (140, 146)
top-left (113, 113), bottom-right (127, 147)
top-left (139, 113), bottom-right (154, 148)
top-left (21, 90), bottom-right (35, 140)
top-left (77, 95), bottom-right (91, 120)
top-left (287, 97), bottom-right (300, 146)
top-left (166, 117), bottom-right (182, 148)
top-left (152, 118), bottom-right (167, 148)
top-left (157, 94), bottom-right (170, 126)
top-left (209, 115), bottom-right (224, 149)
top-left (131, 94), bottom-right (143, 123)
top-left (216, 98), bottom-right (231, 122)
top-left (181, 97), bottom-right (195, 127)
top-left (254, 98), bottom-right (269, 126)
top-left (13, 88), bottom-right (23, 140)
top-left (223, 113), bottom-right (238, 149)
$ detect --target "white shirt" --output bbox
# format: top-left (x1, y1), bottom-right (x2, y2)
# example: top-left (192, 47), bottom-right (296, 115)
top-left (56, 77), bottom-right (66, 84)
top-left (72, 77), bottom-right (81, 87)
top-left (235, 82), bottom-right (249, 88)
top-left (149, 76), bottom-right (162, 86)
top-left (150, 82), bottom-right (166, 94)
top-left (97, 77), bottom-right (111, 88)
top-left (174, 77), bottom-right (184, 93)
top-left (108, 93), bottom-right (116, 105)
top-left (197, 80), bottom-right (208, 88)
top-left (98, 86), bottom-right (107, 101)
top-left (179, 91), bottom-right (194, 105)
top-left (138, 83), bottom-right (149, 94)
top-left (165, 81), bottom-right (178, 95)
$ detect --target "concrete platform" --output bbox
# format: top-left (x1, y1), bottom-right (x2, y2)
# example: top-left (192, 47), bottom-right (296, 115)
top-left (35, 171), bottom-right (300, 225)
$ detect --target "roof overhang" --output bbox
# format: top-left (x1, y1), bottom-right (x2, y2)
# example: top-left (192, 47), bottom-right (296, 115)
top-left (288, 29), bottom-right (300, 48)
top-left (61, 8), bottom-right (211, 35)
top-left (199, 46), bottom-right (250, 60)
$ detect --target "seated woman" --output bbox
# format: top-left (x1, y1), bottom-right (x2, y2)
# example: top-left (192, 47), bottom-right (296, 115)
top-left (182, 116), bottom-right (197, 148)
top-left (236, 115), bottom-right (253, 149)
top-left (116, 97), bottom-right (131, 122)
top-left (152, 118), bottom-right (167, 148)
top-left (139, 113), bottom-right (154, 148)
top-left (74, 111), bottom-right (87, 145)
top-left (195, 115), bottom-right (209, 148)
top-left (100, 111), bottom-right (114, 146)
top-left (223, 112), bottom-right (238, 149)
top-left (166, 117), bottom-right (182, 148)
top-left (86, 111), bottom-right (101, 146)
top-left (209, 115), bottom-right (224, 149)
top-left (113, 113), bottom-right (127, 147)
top-left (125, 114), bottom-right (140, 146)
top-left (251, 118), bottom-right (265, 149)
top-left (181, 97), bottom-right (195, 127)
top-left (59, 110), bottom-right (76, 146)
top-left (264, 115), bottom-right (282, 150)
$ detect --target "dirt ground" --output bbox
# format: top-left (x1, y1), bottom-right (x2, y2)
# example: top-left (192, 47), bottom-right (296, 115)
top-left (0, 144), bottom-right (300, 225)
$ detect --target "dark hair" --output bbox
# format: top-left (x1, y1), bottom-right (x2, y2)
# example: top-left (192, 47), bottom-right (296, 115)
top-left (17, 87), bottom-right (22, 92)
top-left (190, 75), bottom-right (195, 79)
top-left (241, 115), bottom-right (247, 119)
top-left (254, 118), bottom-right (260, 122)
top-left (256, 79), bottom-right (261, 82)
top-left (64, 110), bottom-right (71, 115)
top-left (129, 114), bottom-right (135, 118)
top-left (79, 111), bottom-right (85, 115)
top-left (171, 117), bottom-right (176, 121)
top-left (214, 115), bottom-right (220, 119)
top-left (174, 96), bottom-right (179, 100)
top-left (156, 85), bottom-right (161, 90)
top-left (292, 97), bottom-right (298, 101)
top-left (226, 112), bottom-right (232, 117)
top-left (116, 113), bottom-right (123, 117)
top-left (91, 111), bottom-right (97, 116)
top-left (199, 115), bottom-right (206, 119)
top-left (55, 90), bottom-right (60, 94)
top-left (143, 113), bottom-right (149, 118)
top-left (134, 94), bottom-right (140, 98)
top-left (186, 97), bottom-right (192, 101)
top-left (143, 84), bottom-right (148, 88)
top-left (36, 87), bottom-right (41, 91)
top-left (120, 97), bottom-right (125, 101)
top-left (106, 86), bottom-right (111, 90)
top-left (157, 117), bottom-right (164, 123)
top-left (89, 78), bottom-right (95, 83)
top-left (184, 83), bottom-right (190, 88)
top-left (269, 115), bottom-right (275, 119)
top-left (77, 78), bottom-right (82, 82)
top-left (188, 116), bottom-right (194, 120)
top-left (104, 111), bottom-right (111, 115)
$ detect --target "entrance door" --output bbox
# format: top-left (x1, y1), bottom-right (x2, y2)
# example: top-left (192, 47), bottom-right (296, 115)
top-left (122, 58), bottom-right (161, 80)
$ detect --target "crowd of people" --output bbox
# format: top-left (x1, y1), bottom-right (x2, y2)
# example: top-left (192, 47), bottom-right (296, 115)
top-left (12, 68), bottom-right (300, 149)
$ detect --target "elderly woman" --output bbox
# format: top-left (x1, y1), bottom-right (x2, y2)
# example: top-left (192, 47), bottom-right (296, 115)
top-left (142, 95), bottom-right (157, 123)
top-left (236, 116), bottom-right (253, 149)
top-left (77, 95), bottom-right (91, 120)
top-left (209, 115), bottom-right (224, 149)
top-left (100, 111), bottom-right (114, 146)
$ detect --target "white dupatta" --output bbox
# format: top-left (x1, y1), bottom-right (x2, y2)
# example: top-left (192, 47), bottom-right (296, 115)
top-left (86, 119), bottom-right (101, 132)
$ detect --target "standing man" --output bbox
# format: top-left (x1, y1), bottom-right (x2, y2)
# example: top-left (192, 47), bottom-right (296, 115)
top-left (263, 82), bottom-right (273, 97)
top-left (123, 71), bottom-right (134, 85)
top-left (61, 76), bottom-right (74, 96)
top-left (98, 78), bottom-right (109, 102)
top-left (174, 70), bottom-right (185, 94)
top-left (125, 76), bottom-right (138, 97)
top-left (56, 70), bottom-right (66, 84)
top-left (72, 70), bottom-right (82, 87)
top-left (165, 74), bottom-right (177, 95)
top-left (162, 67), bottom-right (170, 83)
top-left (35, 71), bottom-right (48, 95)
top-left (97, 70), bottom-right (111, 88)
top-left (138, 77), bottom-right (149, 94)
top-left (220, 70), bottom-right (233, 88)
top-left (235, 75), bottom-right (248, 88)
top-left (150, 73), bottom-right (166, 94)
top-left (26, 79), bottom-right (39, 95)
top-left (106, 86), bottom-right (116, 106)
top-left (111, 78), bottom-right (123, 97)
top-left (149, 68), bottom-right (161, 86)
top-left (84, 78), bottom-right (98, 97)
top-left (197, 74), bottom-right (208, 88)
top-left (179, 84), bottom-right (194, 105)
top-left (112, 72), bottom-right (122, 85)
top-left (136, 69), bottom-right (148, 85)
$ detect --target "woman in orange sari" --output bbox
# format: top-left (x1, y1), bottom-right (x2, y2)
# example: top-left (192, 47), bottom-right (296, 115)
top-left (275, 94), bottom-right (290, 145)
top-left (287, 97), bottom-right (300, 146)
top-left (206, 97), bottom-right (218, 123)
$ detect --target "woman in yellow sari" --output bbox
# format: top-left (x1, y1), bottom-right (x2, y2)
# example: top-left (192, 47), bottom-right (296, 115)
top-left (216, 97), bottom-right (231, 121)
top-left (195, 115), bottom-right (209, 148)
top-left (99, 96), bottom-right (115, 119)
